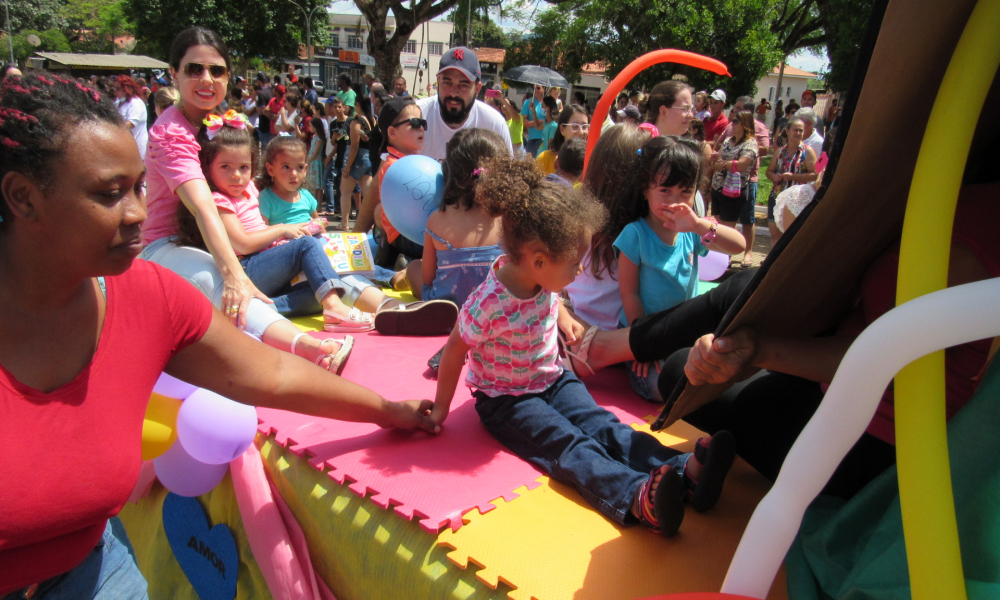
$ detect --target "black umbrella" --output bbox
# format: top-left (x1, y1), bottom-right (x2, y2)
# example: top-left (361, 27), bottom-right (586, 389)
top-left (502, 65), bottom-right (570, 89)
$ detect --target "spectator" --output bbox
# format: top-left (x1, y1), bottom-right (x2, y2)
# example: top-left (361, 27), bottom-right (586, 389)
top-left (548, 86), bottom-right (564, 112)
top-left (336, 73), bottom-right (357, 116)
top-left (522, 84), bottom-right (547, 156)
top-left (363, 73), bottom-right (375, 97)
top-left (704, 89), bottom-right (729, 146)
top-left (800, 89), bottom-right (825, 136)
top-left (685, 118), bottom-right (705, 142)
top-left (393, 76), bottom-right (409, 97)
top-left (256, 73), bottom-right (274, 149)
top-left (716, 95), bottom-right (771, 255)
top-left (1, 63), bottom-right (21, 79)
top-left (646, 80), bottom-right (694, 136)
top-left (244, 82), bottom-right (260, 129)
top-left (538, 95), bottom-right (560, 152)
top-left (549, 137), bottom-right (586, 187)
top-left (153, 86), bottom-right (179, 119)
top-left (613, 92), bottom-right (629, 122)
top-left (572, 91), bottom-right (588, 112)
top-left (796, 107), bottom-right (825, 157)
top-left (710, 110), bottom-right (758, 268)
top-left (113, 75), bottom-right (148, 160)
top-left (500, 96), bottom-right (525, 156)
top-left (415, 46), bottom-right (512, 160)
top-left (755, 97), bottom-right (771, 121)
top-left (693, 91), bottom-right (711, 121)
top-left (765, 116), bottom-right (817, 245)
top-left (303, 76), bottom-right (318, 105)
top-left (618, 104), bottom-right (641, 125)
top-left (628, 90), bottom-right (643, 107)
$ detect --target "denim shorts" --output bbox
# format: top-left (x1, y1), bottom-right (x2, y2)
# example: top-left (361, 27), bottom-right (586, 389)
top-left (2, 518), bottom-right (148, 600)
top-left (348, 147), bottom-right (371, 180)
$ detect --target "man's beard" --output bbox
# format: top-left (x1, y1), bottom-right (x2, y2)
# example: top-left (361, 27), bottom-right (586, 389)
top-left (439, 95), bottom-right (473, 125)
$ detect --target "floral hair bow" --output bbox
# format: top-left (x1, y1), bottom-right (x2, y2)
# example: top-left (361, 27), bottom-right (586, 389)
top-left (203, 109), bottom-right (249, 139)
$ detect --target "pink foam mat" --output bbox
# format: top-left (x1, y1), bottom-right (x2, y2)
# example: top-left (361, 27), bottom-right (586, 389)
top-left (256, 331), bottom-right (661, 534)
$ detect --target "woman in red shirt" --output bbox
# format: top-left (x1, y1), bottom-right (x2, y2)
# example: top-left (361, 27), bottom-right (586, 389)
top-left (0, 74), bottom-right (438, 598)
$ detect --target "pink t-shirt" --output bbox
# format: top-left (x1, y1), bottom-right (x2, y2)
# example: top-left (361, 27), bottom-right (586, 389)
top-left (458, 256), bottom-right (564, 397)
top-left (142, 105), bottom-right (206, 244)
top-left (212, 182), bottom-right (268, 254)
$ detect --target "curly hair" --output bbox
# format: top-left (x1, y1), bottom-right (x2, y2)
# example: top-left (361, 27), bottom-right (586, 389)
top-left (0, 72), bottom-right (121, 228)
top-left (115, 75), bottom-right (142, 100)
top-left (255, 135), bottom-right (307, 190)
top-left (583, 123), bottom-right (652, 280)
top-left (614, 135), bottom-right (703, 225)
top-left (440, 128), bottom-right (509, 211)
top-left (477, 158), bottom-right (607, 263)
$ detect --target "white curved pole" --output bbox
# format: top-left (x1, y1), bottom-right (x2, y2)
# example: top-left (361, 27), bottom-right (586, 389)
top-left (722, 277), bottom-right (1000, 598)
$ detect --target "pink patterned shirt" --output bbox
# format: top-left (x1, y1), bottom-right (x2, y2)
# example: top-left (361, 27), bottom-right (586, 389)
top-left (458, 256), bottom-right (564, 397)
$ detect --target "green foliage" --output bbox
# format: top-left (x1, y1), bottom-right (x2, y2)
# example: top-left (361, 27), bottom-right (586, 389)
top-left (6, 0), bottom-right (68, 33)
top-left (509, 0), bottom-right (784, 97)
top-left (62, 0), bottom-right (136, 53)
top-left (816, 0), bottom-right (873, 92)
top-left (124, 0), bottom-right (328, 71)
top-left (13, 29), bottom-right (72, 65)
top-left (448, 0), bottom-right (526, 48)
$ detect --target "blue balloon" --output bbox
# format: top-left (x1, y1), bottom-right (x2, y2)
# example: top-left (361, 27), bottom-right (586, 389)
top-left (380, 154), bottom-right (444, 245)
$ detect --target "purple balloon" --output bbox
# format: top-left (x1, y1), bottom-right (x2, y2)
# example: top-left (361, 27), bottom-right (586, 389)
top-left (153, 372), bottom-right (198, 400)
top-left (699, 250), bottom-right (730, 281)
top-left (154, 441), bottom-right (228, 497)
top-left (176, 389), bottom-right (258, 465)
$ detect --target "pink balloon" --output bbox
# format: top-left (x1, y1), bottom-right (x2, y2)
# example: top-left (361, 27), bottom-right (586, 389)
top-left (699, 251), bottom-right (730, 281)
top-left (176, 389), bottom-right (258, 465)
top-left (153, 441), bottom-right (228, 497)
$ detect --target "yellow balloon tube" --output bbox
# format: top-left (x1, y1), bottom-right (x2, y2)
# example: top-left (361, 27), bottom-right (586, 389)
top-left (142, 392), bottom-right (182, 461)
top-left (895, 0), bottom-right (1000, 598)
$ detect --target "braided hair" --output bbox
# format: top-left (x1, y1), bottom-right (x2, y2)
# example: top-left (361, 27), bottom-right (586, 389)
top-left (0, 72), bottom-right (122, 227)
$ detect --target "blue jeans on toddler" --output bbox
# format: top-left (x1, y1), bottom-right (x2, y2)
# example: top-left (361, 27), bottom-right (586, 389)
top-left (474, 370), bottom-right (687, 525)
top-left (240, 235), bottom-right (391, 317)
top-left (1, 518), bottom-right (148, 600)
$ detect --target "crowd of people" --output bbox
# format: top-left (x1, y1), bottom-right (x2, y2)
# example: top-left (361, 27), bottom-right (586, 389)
top-left (1, 27), bottom-right (996, 600)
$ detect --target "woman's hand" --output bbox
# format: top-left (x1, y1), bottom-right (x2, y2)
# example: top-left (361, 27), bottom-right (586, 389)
top-left (684, 328), bottom-right (758, 386)
top-left (221, 272), bottom-right (273, 330)
top-left (376, 399), bottom-right (440, 433)
top-left (781, 172), bottom-right (795, 182)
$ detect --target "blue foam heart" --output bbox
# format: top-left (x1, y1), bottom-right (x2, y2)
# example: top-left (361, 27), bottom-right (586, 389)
top-left (163, 492), bottom-right (238, 600)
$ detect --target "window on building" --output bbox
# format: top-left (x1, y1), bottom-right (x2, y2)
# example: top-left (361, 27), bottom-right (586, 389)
top-left (348, 35), bottom-right (363, 49)
top-left (768, 86), bottom-right (774, 101)
top-left (326, 64), bottom-right (338, 86)
top-left (330, 34), bottom-right (339, 48)
top-left (404, 39), bottom-right (417, 54)
top-left (787, 87), bottom-right (792, 97)
top-left (428, 42), bottom-right (443, 55)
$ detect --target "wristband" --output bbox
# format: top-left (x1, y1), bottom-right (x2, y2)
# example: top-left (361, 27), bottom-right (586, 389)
top-left (731, 160), bottom-right (737, 172)
top-left (701, 217), bottom-right (719, 246)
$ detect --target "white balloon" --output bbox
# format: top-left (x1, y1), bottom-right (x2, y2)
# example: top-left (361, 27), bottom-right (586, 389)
top-left (153, 372), bottom-right (198, 400)
top-left (722, 277), bottom-right (1000, 598)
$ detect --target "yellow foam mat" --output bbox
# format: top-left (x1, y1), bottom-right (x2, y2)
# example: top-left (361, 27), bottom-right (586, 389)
top-left (289, 289), bottom-right (417, 333)
top-left (438, 420), bottom-right (787, 600)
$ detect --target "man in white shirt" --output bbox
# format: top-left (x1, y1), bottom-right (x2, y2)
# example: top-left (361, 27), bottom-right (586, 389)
top-left (796, 107), bottom-right (825, 158)
top-left (416, 47), bottom-right (513, 160)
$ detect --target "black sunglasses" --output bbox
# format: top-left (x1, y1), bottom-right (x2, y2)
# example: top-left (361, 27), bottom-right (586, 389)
top-left (183, 62), bottom-right (229, 80)
top-left (392, 117), bottom-right (427, 130)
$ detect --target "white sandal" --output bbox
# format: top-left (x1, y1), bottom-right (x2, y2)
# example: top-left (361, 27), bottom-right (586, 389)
top-left (291, 332), bottom-right (355, 375)
top-left (561, 326), bottom-right (598, 377)
top-left (323, 307), bottom-right (374, 332)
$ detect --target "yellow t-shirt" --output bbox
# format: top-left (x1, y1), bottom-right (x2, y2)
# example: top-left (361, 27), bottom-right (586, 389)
top-left (536, 150), bottom-right (556, 175)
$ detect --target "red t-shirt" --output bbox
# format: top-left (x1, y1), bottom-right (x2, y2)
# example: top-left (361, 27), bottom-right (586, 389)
top-left (0, 260), bottom-right (213, 593)
top-left (704, 113), bottom-right (730, 145)
top-left (266, 96), bottom-right (285, 135)
top-left (837, 183), bottom-right (1000, 444)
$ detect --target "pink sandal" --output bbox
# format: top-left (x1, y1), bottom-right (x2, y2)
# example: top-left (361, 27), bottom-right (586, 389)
top-left (291, 333), bottom-right (354, 375)
top-left (323, 307), bottom-right (374, 332)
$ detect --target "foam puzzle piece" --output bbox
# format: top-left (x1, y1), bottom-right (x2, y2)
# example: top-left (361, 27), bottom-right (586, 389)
top-left (257, 329), bottom-right (683, 534)
top-left (437, 421), bottom-right (788, 600)
top-left (163, 492), bottom-right (239, 600)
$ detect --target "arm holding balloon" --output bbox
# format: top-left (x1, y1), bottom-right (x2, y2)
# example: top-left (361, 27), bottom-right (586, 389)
top-left (165, 310), bottom-right (441, 433)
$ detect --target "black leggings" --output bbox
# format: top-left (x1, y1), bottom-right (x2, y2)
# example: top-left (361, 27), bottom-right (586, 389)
top-left (627, 270), bottom-right (895, 500)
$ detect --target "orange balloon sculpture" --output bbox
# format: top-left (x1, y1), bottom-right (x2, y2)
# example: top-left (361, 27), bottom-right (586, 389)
top-left (584, 49), bottom-right (731, 174)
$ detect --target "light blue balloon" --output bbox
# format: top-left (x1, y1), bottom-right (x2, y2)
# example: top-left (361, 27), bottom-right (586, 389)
top-left (380, 154), bottom-right (445, 245)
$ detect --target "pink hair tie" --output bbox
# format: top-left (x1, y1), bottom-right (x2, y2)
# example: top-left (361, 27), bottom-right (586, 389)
top-left (473, 167), bottom-right (487, 177)
top-left (637, 122), bottom-right (660, 137)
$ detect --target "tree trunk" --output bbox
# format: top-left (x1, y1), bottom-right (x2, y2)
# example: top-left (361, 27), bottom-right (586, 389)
top-left (356, 0), bottom-right (463, 83)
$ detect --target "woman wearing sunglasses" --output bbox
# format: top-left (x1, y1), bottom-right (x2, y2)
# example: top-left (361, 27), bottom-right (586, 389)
top-left (141, 27), bottom-right (353, 370)
top-left (535, 104), bottom-right (589, 176)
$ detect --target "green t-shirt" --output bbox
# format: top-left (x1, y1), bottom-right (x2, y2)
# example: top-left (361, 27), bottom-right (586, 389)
top-left (258, 187), bottom-right (317, 225)
top-left (336, 88), bottom-right (357, 111)
top-left (507, 117), bottom-right (524, 144)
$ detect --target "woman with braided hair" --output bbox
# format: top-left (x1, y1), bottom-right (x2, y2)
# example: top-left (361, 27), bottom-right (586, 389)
top-left (0, 73), bottom-right (439, 599)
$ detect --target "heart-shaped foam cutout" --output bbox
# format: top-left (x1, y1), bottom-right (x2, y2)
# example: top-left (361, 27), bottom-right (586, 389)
top-left (162, 492), bottom-right (238, 600)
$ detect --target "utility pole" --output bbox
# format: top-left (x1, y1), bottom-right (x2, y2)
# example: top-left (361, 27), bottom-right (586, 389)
top-left (4, 0), bottom-right (14, 65)
top-left (289, 0), bottom-right (324, 80)
top-left (465, 0), bottom-right (472, 46)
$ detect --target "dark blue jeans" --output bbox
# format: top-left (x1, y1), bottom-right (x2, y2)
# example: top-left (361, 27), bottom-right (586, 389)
top-left (474, 370), bottom-right (685, 525)
top-left (240, 236), bottom-right (367, 317)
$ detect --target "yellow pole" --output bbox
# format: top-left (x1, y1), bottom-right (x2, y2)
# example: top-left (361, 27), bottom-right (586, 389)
top-left (894, 0), bottom-right (1000, 598)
